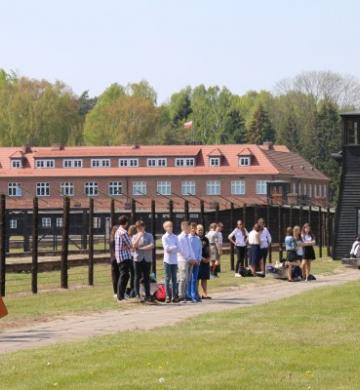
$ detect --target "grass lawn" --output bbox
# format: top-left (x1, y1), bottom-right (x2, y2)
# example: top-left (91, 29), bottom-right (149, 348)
top-left (1, 280), bottom-right (360, 389)
top-left (0, 254), bottom-right (342, 331)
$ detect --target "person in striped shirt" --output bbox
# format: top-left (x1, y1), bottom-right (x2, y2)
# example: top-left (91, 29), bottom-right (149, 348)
top-left (115, 215), bottom-right (133, 301)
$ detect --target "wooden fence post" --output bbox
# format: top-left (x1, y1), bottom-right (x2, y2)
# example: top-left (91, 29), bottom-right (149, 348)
top-left (81, 209), bottom-right (88, 250)
top-left (299, 205), bottom-right (303, 228)
top-left (326, 206), bottom-right (331, 257)
top-left (61, 196), bottom-right (70, 289)
top-left (308, 204), bottom-right (312, 225)
top-left (289, 205), bottom-right (293, 227)
top-left (278, 205), bottom-right (283, 262)
top-left (88, 198), bottom-right (94, 286)
top-left (266, 204), bottom-right (272, 263)
top-left (200, 200), bottom-right (205, 227)
top-left (110, 198), bottom-right (116, 227)
top-left (184, 200), bottom-right (189, 221)
top-left (230, 202), bottom-right (235, 271)
top-left (169, 200), bottom-right (174, 222)
top-left (318, 206), bottom-right (323, 258)
top-left (31, 197), bottom-right (38, 294)
top-left (215, 202), bottom-right (219, 222)
top-left (243, 203), bottom-right (247, 266)
top-left (131, 199), bottom-right (136, 224)
top-left (254, 204), bottom-right (258, 222)
top-left (151, 199), bottom-right (156, 275)
top-left (23, 211), bottom-right (30, 252)
top-left (0, 194), bottom-right (6, 297)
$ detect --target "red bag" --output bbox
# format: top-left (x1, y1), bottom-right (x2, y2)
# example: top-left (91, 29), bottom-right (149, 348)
top-left (0, 297), bottom-right (8, 319)
top-left (153, 283), bottom-right (166, 302)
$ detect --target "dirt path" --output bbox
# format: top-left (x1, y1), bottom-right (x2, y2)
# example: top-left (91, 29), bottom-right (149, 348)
top-left (1, 269), bottom-right (360, 354)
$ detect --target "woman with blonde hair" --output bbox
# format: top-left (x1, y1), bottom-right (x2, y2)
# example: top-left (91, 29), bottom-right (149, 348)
top-left (301, 223), bottom-right (316, 281)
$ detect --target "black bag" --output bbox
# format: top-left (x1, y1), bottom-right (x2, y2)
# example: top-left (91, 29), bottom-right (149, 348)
top-left (287, 250), bottom-right (298, 262)
top-left (292, 265), bottom-right (302, 279)
top-left (307, 274), bottom-right (316, 281)
top-left (239, 267), bottom-right (254, 277)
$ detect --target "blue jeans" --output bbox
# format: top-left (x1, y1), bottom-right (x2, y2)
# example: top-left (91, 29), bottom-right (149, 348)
top-left (164, 263), bottom-right (178, 299)
top-left (190, 264), bottom-right (200, 300)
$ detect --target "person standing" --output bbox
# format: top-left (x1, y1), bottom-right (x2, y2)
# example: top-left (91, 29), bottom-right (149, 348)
top-left (132, 220), bottom-right (154, 302)
top-left (258, 218), bottom-right (272, 275)
top-left (127, 224), bottom-right (137, 297)
top-left (189, 222), bottom-right (202, 303)
top-left (177, 221), bottom-right (195, 301)
top-left (109, 225), bottom-right (119, 298)
top-left (215, 222), bottom-right (224, 276)
top-left (115, 216), bottom-right (133, 301)
top-left (248, 223), bottom-right (261, 276)
top-left (197, 224), bottom-right (211, 299)
top-left (161, 221), bottom-right (179, 303)
top-left (301, 223), bottom-right (316, 281)
top-left (285, 226), bottom-right (298, 282)
top-left (206, 223), bottom-right (219, 278)
top-left (228, 220), bottom-right (248, 277)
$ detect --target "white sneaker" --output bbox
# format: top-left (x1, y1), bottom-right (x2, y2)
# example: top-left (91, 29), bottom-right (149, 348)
top-left (113, 294), bottom-right (117, 299)
top-left (235, 273), bottom-right (242, 278)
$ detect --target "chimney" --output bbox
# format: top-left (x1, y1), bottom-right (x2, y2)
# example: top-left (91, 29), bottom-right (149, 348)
top-left (262, 141), bottom-right (274, 150)
top-left (51, 144), bottom-right (65, 151)
top-left (22, 145), bottom-right (32, 154)
top-left (131, 144), bottom-right (140, 149)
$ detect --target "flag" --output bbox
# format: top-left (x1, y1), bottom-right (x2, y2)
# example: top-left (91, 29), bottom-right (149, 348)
top-left (183, 120), bottom-right (193, 129)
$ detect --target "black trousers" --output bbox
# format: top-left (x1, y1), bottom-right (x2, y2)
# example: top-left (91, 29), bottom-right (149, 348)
top-left (111, 258), bottom-right (120, 294)
top-left (134, 259), bottom-right (151, 298)
top-left (117, 259), bottom-right (133, 300)
top-left (235, 246), bottom-right (247, 273)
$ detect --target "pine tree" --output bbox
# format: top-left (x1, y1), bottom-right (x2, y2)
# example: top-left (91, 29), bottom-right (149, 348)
top-left (246, 103), bottom-right (275, 144)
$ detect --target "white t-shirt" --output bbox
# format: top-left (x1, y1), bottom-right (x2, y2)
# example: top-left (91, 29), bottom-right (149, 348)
top-left (260, 227), bottom-right (272, 249)
top-left (206, 230), bottom-right (218, 245)
top-left (302, 234), bottom-right (315, 245)
top-left (229, 228), bottom-right (248, 247)
top-left (248, 230), bottom-right (260, 245)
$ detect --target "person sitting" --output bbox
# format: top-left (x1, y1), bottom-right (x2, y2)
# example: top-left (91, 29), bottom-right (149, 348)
top-left (350, 236), bottom-right (360, 258)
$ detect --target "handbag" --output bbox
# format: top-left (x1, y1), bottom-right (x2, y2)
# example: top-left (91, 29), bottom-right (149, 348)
top-left (0, 297), bottom-right (8, 319)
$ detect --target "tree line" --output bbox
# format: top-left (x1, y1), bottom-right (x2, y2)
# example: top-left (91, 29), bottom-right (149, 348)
top-left (1, 69), bottom-right (358, 199)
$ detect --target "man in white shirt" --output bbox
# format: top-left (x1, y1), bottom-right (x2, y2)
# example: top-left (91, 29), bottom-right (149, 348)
top-left (177, 221), bottom-right (195, 301)
top-left (162, 221), bottom-right (179, 303)
top-left (258, 218), bottom-right (272, 275)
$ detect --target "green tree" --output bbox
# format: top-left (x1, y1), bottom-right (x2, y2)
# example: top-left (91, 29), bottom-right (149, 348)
top-left (246, 103), bottom-right (275, 144)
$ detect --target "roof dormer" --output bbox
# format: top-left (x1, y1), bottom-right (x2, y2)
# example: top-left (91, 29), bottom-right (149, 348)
top-left (237, 147), bottom-right (253, 166)
top-left (9, 150), bottom-right (25, 168)
top-left (207, 148), bottom-right (223, 167)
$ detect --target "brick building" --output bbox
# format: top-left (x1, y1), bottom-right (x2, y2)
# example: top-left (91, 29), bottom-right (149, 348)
top-left (0, 143), bottom-right (329, 211)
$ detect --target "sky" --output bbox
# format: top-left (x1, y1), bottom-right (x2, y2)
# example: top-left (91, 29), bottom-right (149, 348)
top-left (1, 0), bottom-right (360, 103)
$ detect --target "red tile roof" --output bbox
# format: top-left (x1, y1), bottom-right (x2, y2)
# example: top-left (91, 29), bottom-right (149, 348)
top-left (237, 147), bottom-right (253, 156)
top-left (0, 144), bottom-right (329, 181)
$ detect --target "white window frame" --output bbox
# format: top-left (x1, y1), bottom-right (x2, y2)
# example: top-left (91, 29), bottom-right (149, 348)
top-left (323, 184), bottom-right (327, 198)
top-left (206, 180), bottom-right (221, 195)
top-left (309, 184), bottom-right (312, 198)
top-left (91, 159), bottom-right (111, 168)
top-left (157, 181), bottom-right (171, 196)
top-left (118, 158), bottom-right (139, 167)
top-left (93, 217), bottom-right (101, 229)
top-left (60, 182), bottom-right (74, 196)
top-left (11, 159), bottom-right (23, 168)
top-left (239, 157), bottom-right (251, 166)
top-left (63, 159), bottom-right (83, 168)
top-left (303, 183), bottom-right (307, 196)
top-left (85, 182), bottom-right (98, 196)
top-left (56, 217), bottom-right (63, 228)
top-left (8, 182), bottom-right (22, 197)
top-left (35, 159), bottom-right (55, 169)
top-left (42, 217), bottom-right (51, 228)
top-left (292, 183), bottom-right (296, 194)
top-left (147, 158), bottom-right (167, 167)
top-left (108, 181), bottom-right (122, 196)
top-left (209, 157), bottom-right (220, 167)
top-left (231, 180), bottom-right (245, 195)
top-left (10, 219), bottom-right (17, 229)
top-left (181, 181), bottom-right (196, 196)
top-left (175, 158), bottom-right (195, 167)
top-left (256, 180), bottom-right (267, 195)
top-left (133, 181), bottom-right (147, 196)
top-left (36, 182), bottom-right (50, 197)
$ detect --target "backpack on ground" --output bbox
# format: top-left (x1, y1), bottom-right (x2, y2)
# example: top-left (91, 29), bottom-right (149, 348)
top-left (307, 274), bottom-right (316, 281)
top-left (291, 265), bottom-right (302, 279)
top-left (239, 267), bottom-right (253, 277)
top-left (153, 283), bottom-right (166, 302)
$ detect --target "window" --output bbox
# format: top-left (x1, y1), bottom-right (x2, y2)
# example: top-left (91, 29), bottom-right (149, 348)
top-left (175, 158), bottom-right (195, 167)
top-left (11, 159), bottom-right (23, 168)
top-left (303, 183), bottom-right (307, 196)
top-left (314, 184), bottom-right (318, 197)
top-left (85, 182), bottom-right (98, 196)
top-left (8, 182), bottom-right (22, 197)
top-left (60, 182), bottom-right (74, 196)
top-left (10, 219), bottom-right (17, 229)
top-left (36, 182), bottom-right (50, 197)
top-left (181, 181), bottom-right (196, 195)
top-left (133, 181), bottom-right (147, 196)
top-left (239, 157), bottom-right (251, 166)
top-left (256, 180), bottom-right (267, 195)
top-left (42, 217), bottom-right (51, 228)
top-left (206, 180), bottom-right (221, 195)
top-left (35, 159), bottom-right (55, 168)
top-left (93, 217), bottom-right (101, 229)
top-left (292, 183), bottom-right (297, 194)
top-left (118, 158), bottom-right (139, 167)
top-left (157, 181), bottom-right (171, 196)
top-left (209, 157), bottom-right (220, 167)
top-left (231, 180), bottom-right (245, 195)
top-left (91, 159), bottom-right (111, 168)
top-left (56, 217), bottom-right (63, 228)
top-left (309, 184), bottom-right (312, 198)
top-left (147, 158), bottom-right (167, 167)
top-left (109, 181), bottom-right (122, 196)
top-left (63, 159), bottom-right (83, 168)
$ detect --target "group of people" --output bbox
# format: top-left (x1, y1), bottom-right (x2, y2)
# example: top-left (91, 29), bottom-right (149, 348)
top-left (109, 214), bottom-right (317, 304)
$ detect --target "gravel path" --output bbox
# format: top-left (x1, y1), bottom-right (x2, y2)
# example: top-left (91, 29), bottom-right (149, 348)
top-left (1, 268), bottom-right (359, 354)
